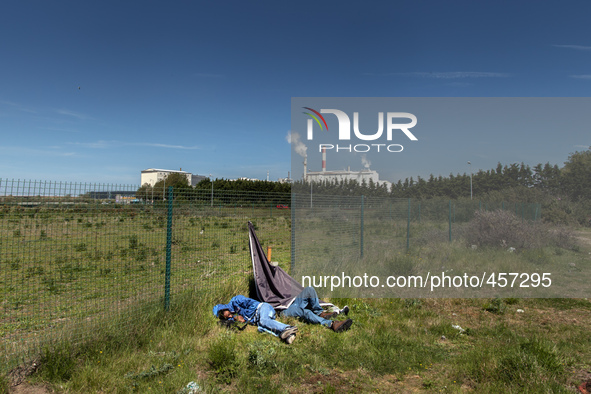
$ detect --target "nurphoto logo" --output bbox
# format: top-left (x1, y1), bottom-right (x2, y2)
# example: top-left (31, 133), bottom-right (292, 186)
top-left (303, 107), bottom-right (418, 153)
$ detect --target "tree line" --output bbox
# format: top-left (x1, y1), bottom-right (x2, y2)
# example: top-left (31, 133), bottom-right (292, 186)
top-left (293, 147), bottom-right (591, 202)
top-left (135, 148), bottom-right (590, 224)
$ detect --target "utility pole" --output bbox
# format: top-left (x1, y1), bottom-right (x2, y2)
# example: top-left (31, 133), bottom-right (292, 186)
top-left (468, 161), bottom-right (473, 200)
top-left (210, 174), bottom-right (213, 207)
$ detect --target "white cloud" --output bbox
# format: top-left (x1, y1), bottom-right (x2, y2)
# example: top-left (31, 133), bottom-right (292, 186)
top-left (136, 143), bottom-right (200, 149)
top-left (42, 127), bottom-right (80, 133)
top-left (570, 75), bottom-right (591, 79)
top-left (553, 44), bottom-right (591, 51)
top-left (192, 72), bottom-right (224, 78)
top-left (364, 71), bottom-right (510, 79)
top-left (0, 100), bottom-right (37, 113)
top-left (406, 71), bottom-right (509, 79)
top-left (56, 109), bottom-right (92, 120)
top-left (0, 145), bottom-right (78, 157)
top-left (67, 140), bottom-right (201, 149)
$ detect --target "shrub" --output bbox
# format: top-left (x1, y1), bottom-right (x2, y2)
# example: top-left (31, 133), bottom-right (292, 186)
top-left (546, 226), bottom-right (576, 250)
top-left (482, 297), bottom-right (506, 314)
top-left (207, 336), bottom-right (239, 384)
top-left (463, 210), bottom-right (575, 250)
top-left (247, 342), bottom-right (278, 375)
top-left (39, 344), bottom-right (76, 381)
top-left (129, 235), bottom-right (139, 250)
top-left (464, 210), bottom-right (527, 248)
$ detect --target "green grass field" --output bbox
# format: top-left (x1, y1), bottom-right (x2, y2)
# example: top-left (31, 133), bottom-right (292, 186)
top-left (2, 203), bottom-right (591, 392)
top-left (0, 203), bottom-right (291, 373)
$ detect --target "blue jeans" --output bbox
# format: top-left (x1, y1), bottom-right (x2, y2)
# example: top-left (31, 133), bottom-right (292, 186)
top-left (282, 287), bottom-right (332, 327)
top-left (253, 302), bottom-right (291, 337)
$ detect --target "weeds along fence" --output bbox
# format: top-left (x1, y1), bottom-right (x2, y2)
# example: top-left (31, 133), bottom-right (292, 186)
top-left (291, 194), bottom-right (541, 277)
top-left (0, 180), bottom-right (291, 372)
top-left (0, 179), bottom-right (541, 372)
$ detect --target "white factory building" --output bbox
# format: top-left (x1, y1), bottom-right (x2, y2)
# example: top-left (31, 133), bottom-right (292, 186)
top-left (305, 167), bottom-right (390, 188)
top-left (303, 149), bottom-right (392, 189)
top-left (140, 168), bottom-right (207, 187)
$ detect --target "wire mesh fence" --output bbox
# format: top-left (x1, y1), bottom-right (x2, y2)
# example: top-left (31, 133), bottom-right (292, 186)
top-left (0, 179), bottom-right (541, 372)
top-left (291, 194), bottom-right (541, 270)
top-left (291, 193), bottom-right (542, 296)
top-left (0, 180), bottom-right (291, 372)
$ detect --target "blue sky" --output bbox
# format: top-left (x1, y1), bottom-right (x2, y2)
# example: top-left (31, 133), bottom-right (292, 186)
top-left (1, 1), bottom-right (590, 185)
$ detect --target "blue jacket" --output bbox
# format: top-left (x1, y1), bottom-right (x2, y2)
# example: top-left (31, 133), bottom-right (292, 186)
top-left (212, 295), bottom-right (261, 322)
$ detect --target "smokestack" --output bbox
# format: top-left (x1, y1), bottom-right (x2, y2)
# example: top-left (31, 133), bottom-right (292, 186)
top-left (303, 158), bottom-right (307, 180)
top-left (322, 147), bottom-right (326, 172)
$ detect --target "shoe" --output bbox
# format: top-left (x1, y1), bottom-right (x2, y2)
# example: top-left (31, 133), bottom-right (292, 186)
top-left (285, 334), bottom-right (296, 344)
top-left (319, 311), bottom-right (338, 319)
top-left (331, 319), bottom-right (353, 333)
top-left (280, 326), bottom-right (298, 340)
top-left (340, 305), bottom-right (349, 316)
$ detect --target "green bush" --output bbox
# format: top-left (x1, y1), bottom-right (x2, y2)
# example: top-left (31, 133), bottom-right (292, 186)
top-left (207, 335), bottom-right (239, 384)
top-left (39, 344), bottom-right (77, 381)
top-left (129, 235), bottom-right (139, 250)
top-left (482, 297), bottom-right (506, 314)
top-left (247, 341), bottom-right (278, 375)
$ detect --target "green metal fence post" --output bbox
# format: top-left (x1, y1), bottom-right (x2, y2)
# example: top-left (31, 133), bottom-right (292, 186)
top-left (291, 193), bottom-right (296, 275)
top-left (360, 195), bottom-right (364, 258)
top-left (448, 200), bottom-right (452, 242)
top-left (165, 186), bottom-right (173, 312)
top-left (406, 198), bottom-right (411, 250)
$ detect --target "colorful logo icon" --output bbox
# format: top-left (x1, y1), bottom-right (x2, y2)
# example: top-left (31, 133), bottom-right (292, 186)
top-left (302, 107), bottom-right (329, 131)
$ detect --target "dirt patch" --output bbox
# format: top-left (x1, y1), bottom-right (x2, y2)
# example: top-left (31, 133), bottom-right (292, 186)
top-left (6, 359), bottom-right (40, 388)
top-left (292, 369), bottom-right (435, 393)
top-left (297, 370), bottom-right (363, 393)
top-left (574, 230), bottom-right (591, 250)
top-left (10, 383), bottom-right (51, 394)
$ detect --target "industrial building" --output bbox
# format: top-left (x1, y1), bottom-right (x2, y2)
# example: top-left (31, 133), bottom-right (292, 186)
top-left (303, 149), bottom-right (392, 189)
top-left (140, 168), bottom-right (207, 187)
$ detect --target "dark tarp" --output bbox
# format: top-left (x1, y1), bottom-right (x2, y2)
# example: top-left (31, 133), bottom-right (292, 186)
top-left (248, 221), bottom-right (303, 309)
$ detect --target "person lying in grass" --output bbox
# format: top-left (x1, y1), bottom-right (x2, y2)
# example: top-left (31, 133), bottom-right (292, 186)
top-left (280, 286), bottom-right (352, 332)
top-left (213, 287), bottom-right (352, 344)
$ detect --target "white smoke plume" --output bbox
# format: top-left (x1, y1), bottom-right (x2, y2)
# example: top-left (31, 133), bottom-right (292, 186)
top-left (286, 131), bottom-right (307, 158)
top-left (361, 154), bottom-right (371, 169)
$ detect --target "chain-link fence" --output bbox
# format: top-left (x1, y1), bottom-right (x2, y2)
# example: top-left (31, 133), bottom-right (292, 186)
top-left (0, 180), bottom-right (291, 372)
top-left (291, 193), bottom-right (543, 298)
top-left (291, 194), bottom-right (541, 271)
top-left (1, 179), bottom-right (541, 372)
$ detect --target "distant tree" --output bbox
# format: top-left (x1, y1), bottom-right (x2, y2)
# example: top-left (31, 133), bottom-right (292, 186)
top-left (135, 183), bottom-right (152, 200)
top-left (135, 173), bottom-right (191, 201)
top-left (561, 147), bottom-right (591, 201)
